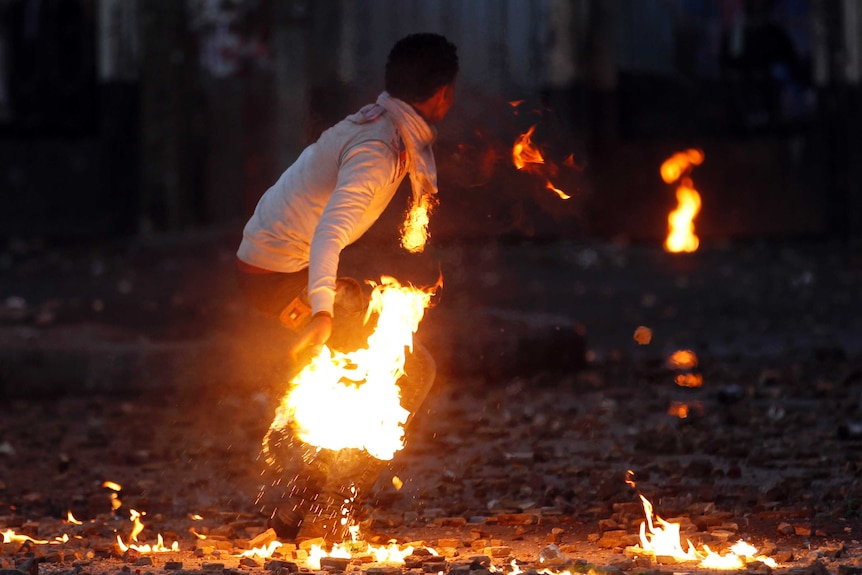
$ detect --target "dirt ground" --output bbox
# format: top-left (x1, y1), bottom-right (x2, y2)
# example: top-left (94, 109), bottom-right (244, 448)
top-left (2, 233), bottom-right (862, 575)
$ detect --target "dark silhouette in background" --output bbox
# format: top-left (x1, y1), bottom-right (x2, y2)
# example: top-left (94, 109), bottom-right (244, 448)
top-left (720, 0), bottom-right (812, 135)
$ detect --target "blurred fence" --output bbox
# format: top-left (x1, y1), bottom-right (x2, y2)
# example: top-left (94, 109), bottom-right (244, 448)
top-left (0, 0), bottom-right (859, 244)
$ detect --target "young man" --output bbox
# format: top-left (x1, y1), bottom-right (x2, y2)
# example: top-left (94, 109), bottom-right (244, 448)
top-left (236, 33), bottom-right (458, 541)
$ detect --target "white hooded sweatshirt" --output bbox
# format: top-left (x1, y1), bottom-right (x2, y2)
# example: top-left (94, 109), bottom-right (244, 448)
top-left (237, 93), bottom-right (436, 317)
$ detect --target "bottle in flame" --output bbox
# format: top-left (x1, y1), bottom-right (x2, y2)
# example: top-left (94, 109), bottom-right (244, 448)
top-left (260, 276), bottom-right (438, 542)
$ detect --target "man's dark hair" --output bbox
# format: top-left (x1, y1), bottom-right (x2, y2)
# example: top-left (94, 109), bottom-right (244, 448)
top-left (385, 33), bottom-right (459, 103)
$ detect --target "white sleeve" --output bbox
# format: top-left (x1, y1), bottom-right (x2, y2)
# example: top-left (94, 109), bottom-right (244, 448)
top-left (307, 140), bottom-right (396, 315)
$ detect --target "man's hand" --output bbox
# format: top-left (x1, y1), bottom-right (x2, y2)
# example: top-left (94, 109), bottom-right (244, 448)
top-left (289, 312), bottom-right (332, 363)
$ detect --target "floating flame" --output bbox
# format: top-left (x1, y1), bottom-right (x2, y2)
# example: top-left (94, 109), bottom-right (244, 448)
top-left (265, 277), bottom-right (435, 461)
top-left (633, 493), bottom-right (777, 569)
top-left (512, 125), bottom-right (571, 200)
top-left (102, 480), bottom-right (123, 512)
top-left (661, 149), bottom-right (704, 253)
top-left (661, 149), bottom-right (704, 184)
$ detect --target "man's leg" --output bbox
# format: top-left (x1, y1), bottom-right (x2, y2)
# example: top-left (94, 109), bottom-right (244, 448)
top-left (295, 342), bottom-right (436, 541)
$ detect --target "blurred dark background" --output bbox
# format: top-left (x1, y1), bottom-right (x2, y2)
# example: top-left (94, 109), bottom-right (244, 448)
top-left (0, 0), bottom-right (859, 246)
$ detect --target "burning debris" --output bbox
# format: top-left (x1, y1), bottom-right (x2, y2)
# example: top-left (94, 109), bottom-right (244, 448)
top-left (625, 492), bottom-right (778, 570)
top-left (512, 126), bottom-right (571, 201)
top-left (508, 101), bottom-right (582, 200)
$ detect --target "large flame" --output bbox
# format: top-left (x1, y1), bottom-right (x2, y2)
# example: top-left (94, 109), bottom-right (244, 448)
top-left (633, 493), bottom-right (777, 569)
top-left (266, 276), bottom-right (434, 461)
top-left (661, 149), bottom-right (703, 253)
top-left (512, 125), bottom-right (571, 200)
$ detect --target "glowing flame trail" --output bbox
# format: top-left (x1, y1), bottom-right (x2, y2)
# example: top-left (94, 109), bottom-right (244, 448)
top-left (512, 125), bottom-right (571, 200)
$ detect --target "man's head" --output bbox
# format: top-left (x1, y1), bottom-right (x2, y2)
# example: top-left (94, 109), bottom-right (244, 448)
top-left (386, 33), bottom-right (459, 123)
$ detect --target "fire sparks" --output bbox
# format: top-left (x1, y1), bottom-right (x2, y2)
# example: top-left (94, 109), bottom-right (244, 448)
top-left (661, 149), bottom-right (704, 253)
top-left (265, 277), bottom-right (435, 461)
top-left (629, 492), bottom-right (777, 569)
top-left (512, 125), bottom-right (571, 200)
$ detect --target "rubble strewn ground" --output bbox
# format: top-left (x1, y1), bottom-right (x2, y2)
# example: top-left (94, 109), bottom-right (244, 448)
top-left (1, 231), bottom-right (862, 575)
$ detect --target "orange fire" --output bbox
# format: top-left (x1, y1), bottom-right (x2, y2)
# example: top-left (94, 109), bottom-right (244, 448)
top-left (306, 538), bottom-right (435, 570)
top-left (630, 493), bottom-right (777, 569)
top-left (668, 349), bottom-right (698, 370)
top-left (116, 509), bottom-right (179, 554)
top-left (674, 373), bottom-right (703, 388)
top-left (512, 125), bottom-right (571, 200)
top-left (265, 276), bottom-right (435, 461)
top-left (400, 192), bottom-right (437, 253)
top-left (661, 149), bottom-right (704, 253)
top-left (239, 540), bottom-right (283, 559)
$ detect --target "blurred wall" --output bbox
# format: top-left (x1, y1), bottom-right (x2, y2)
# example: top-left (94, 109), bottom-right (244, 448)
top-left (0, 0), bottom-right (860, 245)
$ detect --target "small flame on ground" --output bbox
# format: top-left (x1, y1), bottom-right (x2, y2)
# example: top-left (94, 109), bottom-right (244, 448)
top-left (2, 529), bottom-right (50, 545)
top-left (633, 492), bottom-right (777, 569)
top-left (306, 541), bottom-right (429, 570)
top-left (116, 508), bottom-right (179, 554)
top-left (661, 149), bottom-right (704, 253)
top-left (238, 540), bottom-right (282, 559)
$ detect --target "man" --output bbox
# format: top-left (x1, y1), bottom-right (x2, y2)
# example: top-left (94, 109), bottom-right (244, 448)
top-left (236, 33), bottom-right (458, 541)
